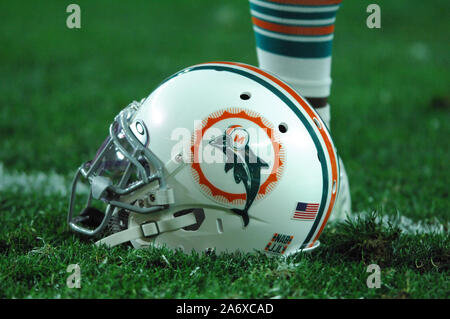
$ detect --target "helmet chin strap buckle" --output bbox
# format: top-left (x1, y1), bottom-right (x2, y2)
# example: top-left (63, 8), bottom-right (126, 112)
top-left (140, 221), bottom-right (159, 238)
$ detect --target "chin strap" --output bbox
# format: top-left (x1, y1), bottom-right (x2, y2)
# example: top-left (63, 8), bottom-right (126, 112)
top-left (95, 212), bottom-right (197, 247)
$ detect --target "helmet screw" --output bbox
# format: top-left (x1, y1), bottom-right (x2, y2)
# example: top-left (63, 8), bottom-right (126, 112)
top-left (175, 153), bottom-right (183, 163)
top-left (149, 194), bottom-right (156, 202)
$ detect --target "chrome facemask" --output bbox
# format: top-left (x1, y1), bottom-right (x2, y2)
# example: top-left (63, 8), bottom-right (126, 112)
top-left (68, 100), bottom-right (169, 237)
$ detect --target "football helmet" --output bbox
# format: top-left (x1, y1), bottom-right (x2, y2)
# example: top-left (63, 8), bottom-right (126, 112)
top-left (68, 62), bottom-right (340, 255)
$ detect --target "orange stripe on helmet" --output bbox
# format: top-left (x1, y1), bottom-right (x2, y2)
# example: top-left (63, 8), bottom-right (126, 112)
top-left (200, 61), bottom-right (338, 249)
top-left (252, 17), bottom-right (335, 36)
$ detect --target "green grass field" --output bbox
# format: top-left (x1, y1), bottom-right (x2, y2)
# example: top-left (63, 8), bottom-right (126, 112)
top-left (0, 0), bottom-right (448, 298)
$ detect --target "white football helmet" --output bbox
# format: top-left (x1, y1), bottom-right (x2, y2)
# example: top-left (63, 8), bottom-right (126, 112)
top-left (68, 62), bottom-right (340, 255)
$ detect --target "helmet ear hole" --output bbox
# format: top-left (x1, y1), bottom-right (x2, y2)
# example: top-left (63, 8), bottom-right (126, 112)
top-left (240, 92), bottom-right (251, 100)
top-left (278, 123), bottom-right (288, 133)
top-left (174, 209), bottom-right (205, 231)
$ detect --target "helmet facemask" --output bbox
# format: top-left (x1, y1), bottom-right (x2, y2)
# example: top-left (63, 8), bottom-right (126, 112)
top-left (68, 101), bottom-right (169, 237)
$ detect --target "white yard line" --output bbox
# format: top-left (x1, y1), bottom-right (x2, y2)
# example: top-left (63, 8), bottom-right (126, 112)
top-left (336, 211), bottom-right (448, 235)
top-left (378, 213), bottom-right (448, 235)
top-left (0, 163), bottom-right (88, 197)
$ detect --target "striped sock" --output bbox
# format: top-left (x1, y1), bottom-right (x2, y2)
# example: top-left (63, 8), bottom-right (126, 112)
top-left (249, 0), bottom-right (343, 128)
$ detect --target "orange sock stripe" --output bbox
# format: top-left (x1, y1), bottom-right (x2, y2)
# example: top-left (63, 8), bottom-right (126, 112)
top-left (252, 17), bottom-right (335, 36)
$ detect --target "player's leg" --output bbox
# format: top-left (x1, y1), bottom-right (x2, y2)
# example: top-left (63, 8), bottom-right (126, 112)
top-left (249, 0), bottom-right (342, 128)
top-left (248, 0), bottom-right (350, 220)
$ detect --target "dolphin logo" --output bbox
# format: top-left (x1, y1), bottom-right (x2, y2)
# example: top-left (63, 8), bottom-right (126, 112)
top-left (209, 125), bottom-right (269, 226)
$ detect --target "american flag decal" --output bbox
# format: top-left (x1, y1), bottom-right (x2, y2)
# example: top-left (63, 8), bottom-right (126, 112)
top-left (292, 202), bottom-right (319, 221)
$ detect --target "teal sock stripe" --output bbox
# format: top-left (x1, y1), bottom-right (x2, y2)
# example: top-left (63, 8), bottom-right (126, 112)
top-left (254, 32), bottom-right (333, 58)
top-left (250, 3), bottom-right (338, 20)
top-left (254, 0), bottom-right (341, 8)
